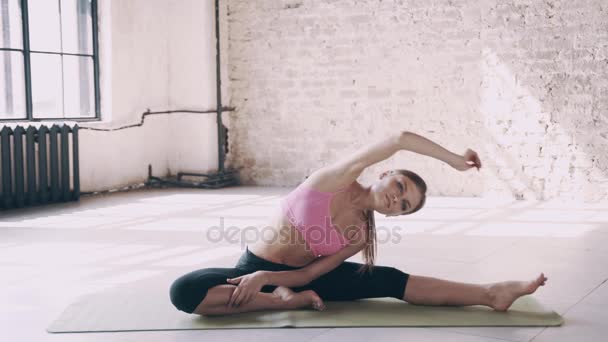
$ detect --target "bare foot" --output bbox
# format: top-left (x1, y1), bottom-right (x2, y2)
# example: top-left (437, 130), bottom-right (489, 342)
top-left (487, 273), bottom-right (548, 311)
top-left (272, 286), bottom-right (292, 300)
top-left (272, 286), bottom-right (326, 311)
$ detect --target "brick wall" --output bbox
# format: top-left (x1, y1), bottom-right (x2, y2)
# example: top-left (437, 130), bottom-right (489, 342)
top-left (222, 0), bottom-right (608, 201)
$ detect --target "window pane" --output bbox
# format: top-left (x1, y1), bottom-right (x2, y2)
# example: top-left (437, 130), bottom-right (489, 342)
top-left (63, 55), bottom-right (94, 118)
top-left (31, 53), bottom-right (63, 118)
top-left (61, 0), bottom-right (92, 54)
top-left (0, 0), bottom-right (23, 49)
top-left (0, 51), bottom-right (25, 119)
top-left (28, 0), bottom-right (61, 52)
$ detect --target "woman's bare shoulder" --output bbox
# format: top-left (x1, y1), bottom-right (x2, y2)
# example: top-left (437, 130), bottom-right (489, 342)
top-left (302, 167), bottom-right (353, 193)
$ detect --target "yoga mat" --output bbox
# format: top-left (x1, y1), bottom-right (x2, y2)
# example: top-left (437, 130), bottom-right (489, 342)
top-left (47, 282), bottom-right (563, 333)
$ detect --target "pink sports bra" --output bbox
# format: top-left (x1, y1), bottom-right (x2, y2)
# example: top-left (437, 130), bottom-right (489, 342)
top-left (281, 182), bottom-right (355, 257)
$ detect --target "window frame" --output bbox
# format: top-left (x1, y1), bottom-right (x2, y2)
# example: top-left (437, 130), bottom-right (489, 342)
top-left (0, 0), bottom-right (100, 122)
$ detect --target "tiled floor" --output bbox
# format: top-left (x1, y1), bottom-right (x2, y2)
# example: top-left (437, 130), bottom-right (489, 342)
top-left (1, 186), bottom-right (607, 341)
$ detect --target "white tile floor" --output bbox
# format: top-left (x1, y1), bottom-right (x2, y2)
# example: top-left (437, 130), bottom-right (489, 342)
top-left (1, 186), bottom-right (607, 342)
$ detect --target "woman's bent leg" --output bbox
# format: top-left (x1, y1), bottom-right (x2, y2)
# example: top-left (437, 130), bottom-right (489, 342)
top-left (170, 249), bottom-right (326, 317)
top-left (193, 285), bottom-right (324, 316)
top-left (169, 267), bottom-right (246, 314)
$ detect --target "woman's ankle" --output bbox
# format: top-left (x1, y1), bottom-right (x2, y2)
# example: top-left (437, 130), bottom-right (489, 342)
top-left (483, 283), bottom-right (498, 307)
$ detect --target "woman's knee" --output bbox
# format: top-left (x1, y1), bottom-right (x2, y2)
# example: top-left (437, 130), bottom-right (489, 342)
top-left (169, 268), bottom-right (240, 314)
top-left (169, 273), bottom-right (201, 314)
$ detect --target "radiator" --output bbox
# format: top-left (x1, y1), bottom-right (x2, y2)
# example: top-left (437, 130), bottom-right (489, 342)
top-left (0, 124), bottom-right (80, 210)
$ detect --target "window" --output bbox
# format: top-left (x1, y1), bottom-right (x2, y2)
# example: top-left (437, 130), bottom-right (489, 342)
top-left (0, 0), bottom-right (99, 121)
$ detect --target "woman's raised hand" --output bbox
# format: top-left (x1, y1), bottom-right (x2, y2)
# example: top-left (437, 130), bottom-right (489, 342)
top-left (450, 148), bottom-right (482, 171)
top-left (226, 271), bottom-right (268, 308)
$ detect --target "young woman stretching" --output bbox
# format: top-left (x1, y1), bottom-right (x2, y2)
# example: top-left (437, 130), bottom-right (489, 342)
top-left (170, 131), bottom-right (547, 316)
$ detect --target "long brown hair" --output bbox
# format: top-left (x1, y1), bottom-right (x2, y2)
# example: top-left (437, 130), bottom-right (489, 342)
top-left (356, 169), bottom-right (427, 274)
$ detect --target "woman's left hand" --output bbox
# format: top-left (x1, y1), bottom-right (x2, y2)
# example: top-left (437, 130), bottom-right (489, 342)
top-left (450, 148), bottom-right (482, 171)
top-left (226, 271), bottom-right (268, 307)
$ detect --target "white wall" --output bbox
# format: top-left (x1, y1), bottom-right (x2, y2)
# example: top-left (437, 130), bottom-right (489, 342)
top-left (79, 0), bottom-right (221, 191)
top-left (78, 0), bottom-right (170, 192)
top-left (167, 0), bottom-right (220, 176)
top-left (223, 0), bottom-right (608, 202)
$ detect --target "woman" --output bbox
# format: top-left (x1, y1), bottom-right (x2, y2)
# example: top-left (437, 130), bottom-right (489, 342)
top-left (170, 131), bottom-right (547, 316)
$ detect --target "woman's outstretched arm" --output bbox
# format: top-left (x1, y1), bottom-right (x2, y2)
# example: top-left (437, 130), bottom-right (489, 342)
top-left (315, 131), bottom-right (481, 189)
top-left (396, 132), bottom-right (481, 170)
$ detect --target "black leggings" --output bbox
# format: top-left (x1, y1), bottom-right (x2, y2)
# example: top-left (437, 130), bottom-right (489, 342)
top-left (169, 247), bottom-right (410, 314)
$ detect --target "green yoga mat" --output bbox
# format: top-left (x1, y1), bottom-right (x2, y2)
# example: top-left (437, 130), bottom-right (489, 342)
top-left (47, 283), bottom-right (563, 333)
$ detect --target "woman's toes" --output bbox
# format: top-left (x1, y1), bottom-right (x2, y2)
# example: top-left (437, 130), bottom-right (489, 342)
top-left (305, 290), bottom-right (325, 311)
top-left (312, 300), bottom-right (325, 311)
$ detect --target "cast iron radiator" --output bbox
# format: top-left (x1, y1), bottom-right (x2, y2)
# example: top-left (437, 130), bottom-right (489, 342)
top-left (0, 124), bottom-right (80, 210)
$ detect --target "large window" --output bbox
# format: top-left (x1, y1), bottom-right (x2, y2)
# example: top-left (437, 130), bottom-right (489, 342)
top-left (0, 0), bottom-right (99, 121)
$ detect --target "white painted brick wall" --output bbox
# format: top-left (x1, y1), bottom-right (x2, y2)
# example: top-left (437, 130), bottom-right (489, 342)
top-left (222, 0), bottom-right (608, 201)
